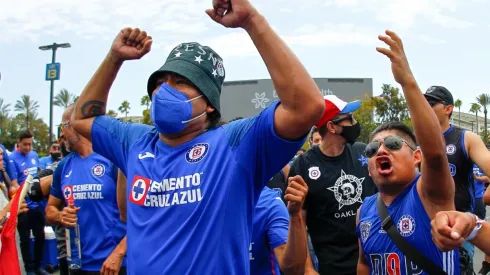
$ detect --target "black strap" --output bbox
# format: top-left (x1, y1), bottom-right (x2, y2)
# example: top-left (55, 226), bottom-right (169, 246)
top-left (376, 194), bottom-right (447, 275)
top-left (1, 168), bottom-right (11, 190)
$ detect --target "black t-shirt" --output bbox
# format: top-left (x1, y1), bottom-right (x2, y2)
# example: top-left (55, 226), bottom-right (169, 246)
top-left (289, 143), bottom-right (377, 275)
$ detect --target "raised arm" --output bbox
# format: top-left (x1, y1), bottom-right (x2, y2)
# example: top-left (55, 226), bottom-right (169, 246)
top-left (466, 131), bottom-right (490, 180)
top-left (376, 30), bottom-right (453, 205)
top-left (72, 28), bottom-right (152, 140)
top-left (206, 0), bottom-right (324, 140)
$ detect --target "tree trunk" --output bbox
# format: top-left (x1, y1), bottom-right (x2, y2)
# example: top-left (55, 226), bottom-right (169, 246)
top-left (476, 111), bottom-right (479, 134)
top-left (485, 109), bottom-right (488, 144)
top-left (458, 108), bottom-right (461, 126)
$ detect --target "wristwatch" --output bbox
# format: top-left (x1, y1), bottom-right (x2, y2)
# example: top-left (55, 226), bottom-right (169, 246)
top-left (465, 213), bottom-right (485, 241)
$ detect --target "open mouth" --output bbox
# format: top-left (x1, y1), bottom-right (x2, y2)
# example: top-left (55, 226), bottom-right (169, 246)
top-left (376, 156), bottom-right (393, 175)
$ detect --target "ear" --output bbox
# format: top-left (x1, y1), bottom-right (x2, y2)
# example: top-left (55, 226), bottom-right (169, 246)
top-left (206, 104), bottom-right (215, 114)
top-left (445, 105), bottom-right (454, 116)
top-left (326, 121), bottom-right (337, 134)
top-left (413, 148), bottom-right (422, 167)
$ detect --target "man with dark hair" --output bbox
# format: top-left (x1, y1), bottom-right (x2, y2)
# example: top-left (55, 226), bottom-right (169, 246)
top-left (308, 127), bottom-right (321, 147)
top-left (289, 95), bottom-right (377, 275)
top-left (424, 85), bottom-right (490, 269)
top-left (357, 30), bottom-right (458, 274)
top-left (70, 0), bottom-right (324, 273)
top-left (10, 129), bottom-right (47, 275)
top-left (39, 142), bottom-right (62, 170)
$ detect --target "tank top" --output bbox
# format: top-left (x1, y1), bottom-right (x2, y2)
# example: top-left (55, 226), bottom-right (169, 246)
top-left (267, 170), bottom-right (286, 202)
top-left (443, 125), bottom-right (475, 212)
top-left (358, 174), bottom-right (460, 275)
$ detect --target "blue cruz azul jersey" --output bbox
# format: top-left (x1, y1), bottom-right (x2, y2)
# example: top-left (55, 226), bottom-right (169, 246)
top-left (250, 187), bottom-right (289, 275)
top-left (357, 175), bottom-right (459, 275)
top-left (50, 153), bottom-right (126, 271)
top-left (39, 155), bottom-right (58, 170)
top-left (0, 144), bottom-right (17, 183)
top-left (90, 101), bottom-right (304, 274)
top-left (10, 150), bottom-right (40, 209)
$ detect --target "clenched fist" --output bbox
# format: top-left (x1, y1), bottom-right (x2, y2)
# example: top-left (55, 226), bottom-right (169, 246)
top-left (285, 175), bottom-right (308, 215)
top-left (206, 0), bottom-right (259, 29)
top-left (110, 27), bottom-right (152, 62)
top-left (60, 204), bottom-right (81, 227)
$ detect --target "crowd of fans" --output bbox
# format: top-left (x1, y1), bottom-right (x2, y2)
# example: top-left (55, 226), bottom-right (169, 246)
top-left (2, 1), bottom-right (490, 275)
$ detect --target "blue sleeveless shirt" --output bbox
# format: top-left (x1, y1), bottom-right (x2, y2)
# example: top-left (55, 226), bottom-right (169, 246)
top-left (357, 174), bottom-right (459, 275)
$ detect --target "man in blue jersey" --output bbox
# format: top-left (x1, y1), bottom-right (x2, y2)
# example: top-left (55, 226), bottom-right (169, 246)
top-left (0, 143), bottom-right (19, 196)
top-left (473, 165), bottom-right (486, 220)
top-left (70, 0), bottom-right (324, 273)
top-left (10, 130), bottom-right (47, 275)
top-left (356, 30), bottom-right (458, 274)
top-left (39, 142), bottom-right (62, 170)
top-left (251, 176), bottom-right (309, 275)
top-left (46, 105), bottom-right (127, 275)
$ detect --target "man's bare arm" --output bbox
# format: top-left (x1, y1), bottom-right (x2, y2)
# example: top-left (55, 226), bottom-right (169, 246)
top-left (377, 30), bottom-right (453, 206)
top-left (72, 28), bottom-right (152, 140)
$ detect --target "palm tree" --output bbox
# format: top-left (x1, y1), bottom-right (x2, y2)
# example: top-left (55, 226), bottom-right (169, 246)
top-left (54, 89), bottom-right (76, 108)
top-left (0, 98), bottom-right (11, 131)
top-left (14, 95), bottom-right (39, 129)
top-left (470, 103), bottom-right (481, 134)
top-left (118, 101), bottom-right (131, 118)
top-left (477, 94), bottom-right (490, 143)
top-left (141, 95), bottom-right (150, 111)
top-left (107, 110), bottom-right (118, 118)
top-left (454, 99), bottom-right (462, 126)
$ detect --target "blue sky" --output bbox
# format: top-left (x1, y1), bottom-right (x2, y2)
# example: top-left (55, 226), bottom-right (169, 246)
top-left (0, 0), bottom-right (489, 130)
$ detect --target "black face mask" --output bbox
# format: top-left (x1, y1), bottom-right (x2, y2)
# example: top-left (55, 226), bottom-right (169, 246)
top-left (339, 122), bottom-right (361, 144)
top-left (60, 142), bottom-right (70, 157)
top-left (50, 152), bottom-right (61, 161)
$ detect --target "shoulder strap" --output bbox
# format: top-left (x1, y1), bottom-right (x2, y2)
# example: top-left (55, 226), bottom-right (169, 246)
top-left (376, 194), bottom-right (447, 275)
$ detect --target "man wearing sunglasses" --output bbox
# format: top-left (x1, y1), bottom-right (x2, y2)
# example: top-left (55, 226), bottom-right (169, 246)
top-left (288, 95), bottom-right (377, 275)
top-left (357, 30), bottom-right (458, 274)
top-left (424, 85), bottom-right (490, 270)
top-left (39, 143), bottom-right (62, 171)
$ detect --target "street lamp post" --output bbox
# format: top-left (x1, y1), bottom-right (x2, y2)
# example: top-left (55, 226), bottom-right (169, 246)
top-left (39, 42), bottom-right (71, 144)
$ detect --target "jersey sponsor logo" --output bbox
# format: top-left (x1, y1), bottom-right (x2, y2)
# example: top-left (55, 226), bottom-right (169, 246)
top-left (328, 169), bottom-right (364, 210)
top-left (91, 164), bottom-right (105, 177)
top-left (369, 253), bottom-right (423, 275)
top-left (130, 176), bottom-right (151, 205)
top-left (23, 167), bottom-right (37, 176)
top-left (360, 221), bottom-right (372, 243)
top-left (63, 185), bottom-right (73, 200)
top-left (185, 143), bottom-right (209, 164)
top-left (138, 152), bottom-right (155, 160)
top-left (446, 144), bottom-right (456, 155)
top-left (397, 215), bottom-right (416, 237)
top-left (449, 163), bottom-right (456, 176)
top-left (68, 184), bottom-right (105, 200)
top-left (130, 173), bottom-right (204, 208)
top-left (65, 170), bottom-right (72, 178)
top-left (308, 166), bottom-right (321, 180)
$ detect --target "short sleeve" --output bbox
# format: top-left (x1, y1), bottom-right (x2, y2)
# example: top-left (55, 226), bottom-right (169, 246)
top-left (91, 116), bottom-right (153, 174)
top-left (50, 158), bottom-right (67, 200)
top-left (2, 147), bottom-right (17, 181)
top-left (267, 196), bottom-right (290, 249)
top-left (39, 158), bottom-right (47, 170)
top-left (223, 101), bottom-right (306, 190)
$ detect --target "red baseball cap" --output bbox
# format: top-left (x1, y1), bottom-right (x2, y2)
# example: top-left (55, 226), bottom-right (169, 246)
top-left (315, 95), bottom-right (361, 128)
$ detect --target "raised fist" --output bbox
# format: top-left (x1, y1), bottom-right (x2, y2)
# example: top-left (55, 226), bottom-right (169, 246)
top-left (110, 27), bottom-right (153, 61)
top-left (206, 0), bottom-right (259, 29)
top-left (285, 175), bottom-right (308, 215)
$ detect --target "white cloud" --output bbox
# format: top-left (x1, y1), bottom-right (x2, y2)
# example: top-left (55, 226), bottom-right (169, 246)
top-left (279, 8), bottom-right (293, 13)
top-left (333, 0), bottom-right (359, 7)
top-left (418, 35), bottom-right (447, 44)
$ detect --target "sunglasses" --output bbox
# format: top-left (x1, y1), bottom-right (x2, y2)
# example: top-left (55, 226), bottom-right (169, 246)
top-left (427, 99), bottom-right (448, 107)
top-left (365, 135), bottom-right (416, 158)
top-left (60, 121), bottom-right (72, 132)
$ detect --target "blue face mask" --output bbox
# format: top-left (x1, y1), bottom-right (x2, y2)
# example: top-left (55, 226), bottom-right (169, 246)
top-left (150, 84), bottom-right (206, 134)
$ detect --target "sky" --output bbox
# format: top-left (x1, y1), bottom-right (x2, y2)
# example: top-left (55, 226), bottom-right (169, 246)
top-left (1, 0), bottom-right (489, 131)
